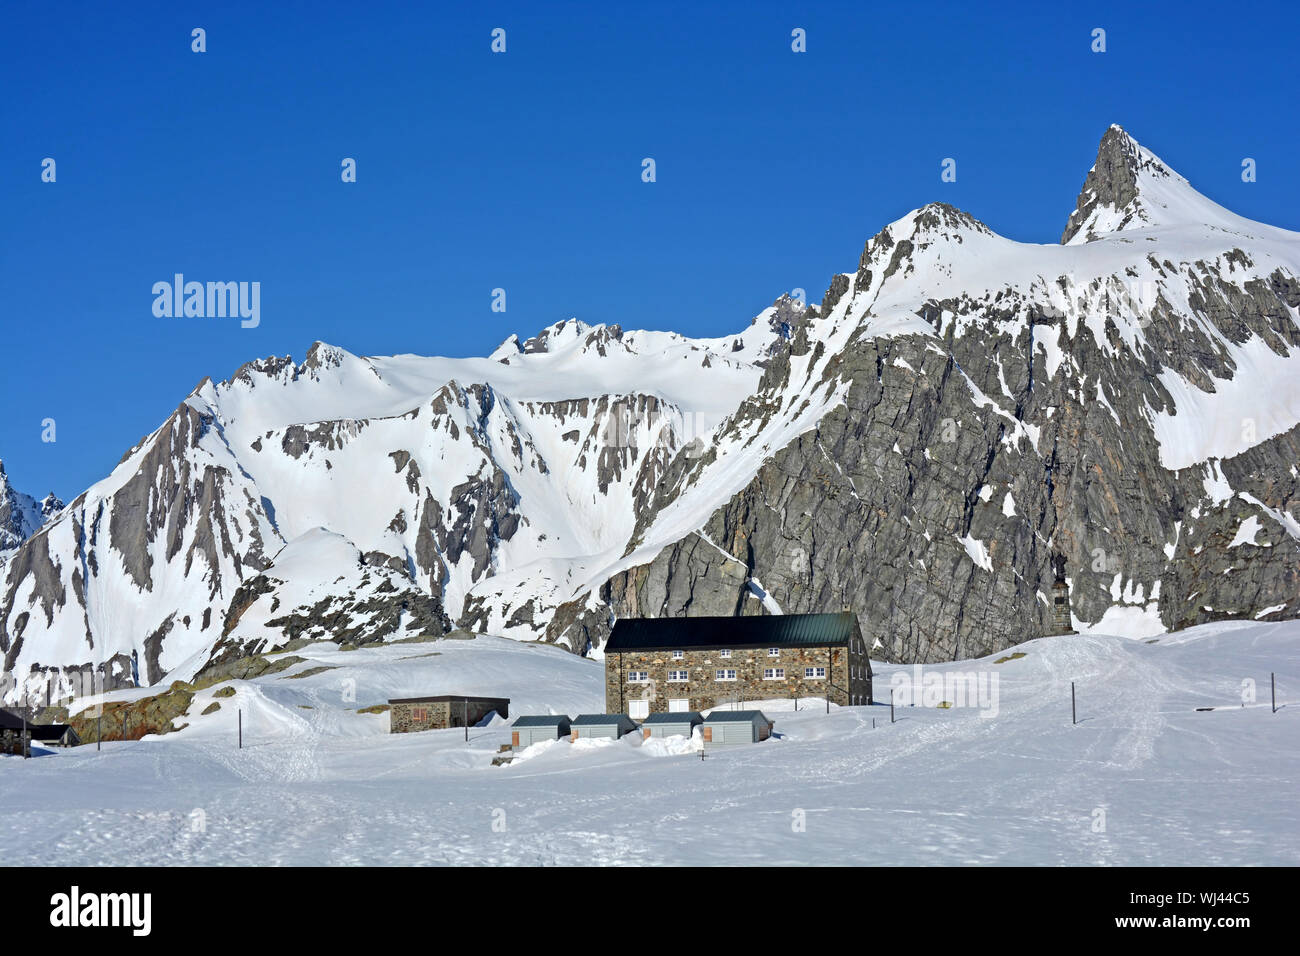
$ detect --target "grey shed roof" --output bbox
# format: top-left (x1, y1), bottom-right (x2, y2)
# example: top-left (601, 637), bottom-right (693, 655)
top-left (641, 711), bottom-right (702, 724)
top-left (572, 713), bottom-right (633, 726)
top-left (605, 612), bottom-right (858, 652)
top-left (512, 715), bottom-right (570, 727)
top-left (705, 710), bottom-right (772, 724)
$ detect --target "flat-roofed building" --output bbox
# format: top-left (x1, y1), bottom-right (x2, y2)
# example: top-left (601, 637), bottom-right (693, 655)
top-left (387, 695), bottom-right (510, 733)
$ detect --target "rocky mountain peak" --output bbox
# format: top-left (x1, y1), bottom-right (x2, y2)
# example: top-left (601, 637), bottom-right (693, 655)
top-left (912, 201), bottom-right (994, 239)
top-left (39, 493), bottom-right (64, 520)
top-left (302, 340), bottom-right (348, 372)
top-left (521, 318), bottom-right (591, 354)
top-left (0, 460), bottom-right (55, 556)
top-left (1060, 125), bottom-right (1209, 244)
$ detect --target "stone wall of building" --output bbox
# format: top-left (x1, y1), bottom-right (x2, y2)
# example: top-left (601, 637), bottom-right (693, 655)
top-left (390, 700), bottom-right (451, 733)
top-left (389, 698), bottom-right (509, 733)
top-left (605, 643), bottom-right (871, 714)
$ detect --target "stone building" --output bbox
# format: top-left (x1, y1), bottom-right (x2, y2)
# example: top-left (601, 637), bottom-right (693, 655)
top-left (603, 612), bottom-right (872, 717)
top-left (387, 695), bottom-right (510, 733)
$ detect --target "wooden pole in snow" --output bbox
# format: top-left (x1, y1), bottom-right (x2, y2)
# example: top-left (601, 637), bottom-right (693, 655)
top-left (1072, 682), bottom-right (1077, 725)
top-left (1272, 673), bottom-right (1277, 714)
top-left (890, 688), bottom-right (895, 724)
top-left (238, 708), bottom-right (242, 749)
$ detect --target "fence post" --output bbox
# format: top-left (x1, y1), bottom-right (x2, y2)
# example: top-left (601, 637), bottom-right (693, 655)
top-left (1071, 682), bottom-right (1077, 725)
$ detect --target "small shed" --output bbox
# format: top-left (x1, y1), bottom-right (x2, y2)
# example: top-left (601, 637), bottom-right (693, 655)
top-left (570, 713), bottom-right (637, 741)
top-left (30, 724), bottom-right (80, 747)
top-left (640, 711), bottom-right (703, 739)
top-left (702, 710), bottom-right (774, 746)
top-left (511, 715), bottom-right (571, 749)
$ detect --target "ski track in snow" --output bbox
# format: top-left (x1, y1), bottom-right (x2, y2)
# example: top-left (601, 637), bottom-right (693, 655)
top-left (1, 624), bottom-right (1297, 865)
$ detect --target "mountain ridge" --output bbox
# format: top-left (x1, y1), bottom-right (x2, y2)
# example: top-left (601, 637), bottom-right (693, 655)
top-left (3, 126), bottom-right (1298, 704)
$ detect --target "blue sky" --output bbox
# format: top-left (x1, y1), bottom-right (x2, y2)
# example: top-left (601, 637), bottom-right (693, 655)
top-left (3, 0), bottom-right (1297, 498)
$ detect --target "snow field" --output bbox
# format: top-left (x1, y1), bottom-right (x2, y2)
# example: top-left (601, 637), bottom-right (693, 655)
top-left (2, 623), bottom-right (1297, 865)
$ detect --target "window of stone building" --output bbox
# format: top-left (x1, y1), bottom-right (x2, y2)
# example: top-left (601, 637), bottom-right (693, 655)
top-left (715, 669), bottom-right (737, 681)
top-left (667, 670), bottom-right (688, 682)
top-left (805, 667), bottom-right (826, 679)
top-left (768, 647), bottom-right (780, 657)
top-left (628, 671), bottom-right (649, 683)
top-left (763, 668), bottom-right (785, 680)
top-left (719, 649), bottom-right (732, 658)
top-left (412, 707), bottom-right (428, 722)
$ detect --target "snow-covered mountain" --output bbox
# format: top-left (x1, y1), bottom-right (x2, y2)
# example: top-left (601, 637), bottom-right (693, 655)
top-left (3, 126), bottom-right (1298, 703)
top-left (0, 460), bottom-right (61, 563)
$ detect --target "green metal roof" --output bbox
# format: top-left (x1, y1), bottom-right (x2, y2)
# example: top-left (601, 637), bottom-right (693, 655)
top-left (512, 715), bottom-right (570, 727)
top-left (605, 612), bottom-right (858, 653)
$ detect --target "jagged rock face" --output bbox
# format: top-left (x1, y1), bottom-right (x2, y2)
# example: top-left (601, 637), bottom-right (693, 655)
top-left (1061, 126), bottom-right (1146, 243)
top-left (2, 126), bottom-right (1298, 697)
top-left (0, 460), bottom-right (61, 560)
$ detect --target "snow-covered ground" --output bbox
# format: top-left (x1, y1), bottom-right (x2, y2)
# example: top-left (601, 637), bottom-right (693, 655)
top-left (2, 622), bottom-right (1297, 865)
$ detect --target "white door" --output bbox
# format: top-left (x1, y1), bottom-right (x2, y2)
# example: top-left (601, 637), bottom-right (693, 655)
top-left (628, 699), bottom-right (650, 719)
top-left (668, 699), bottom-right (690, 713)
